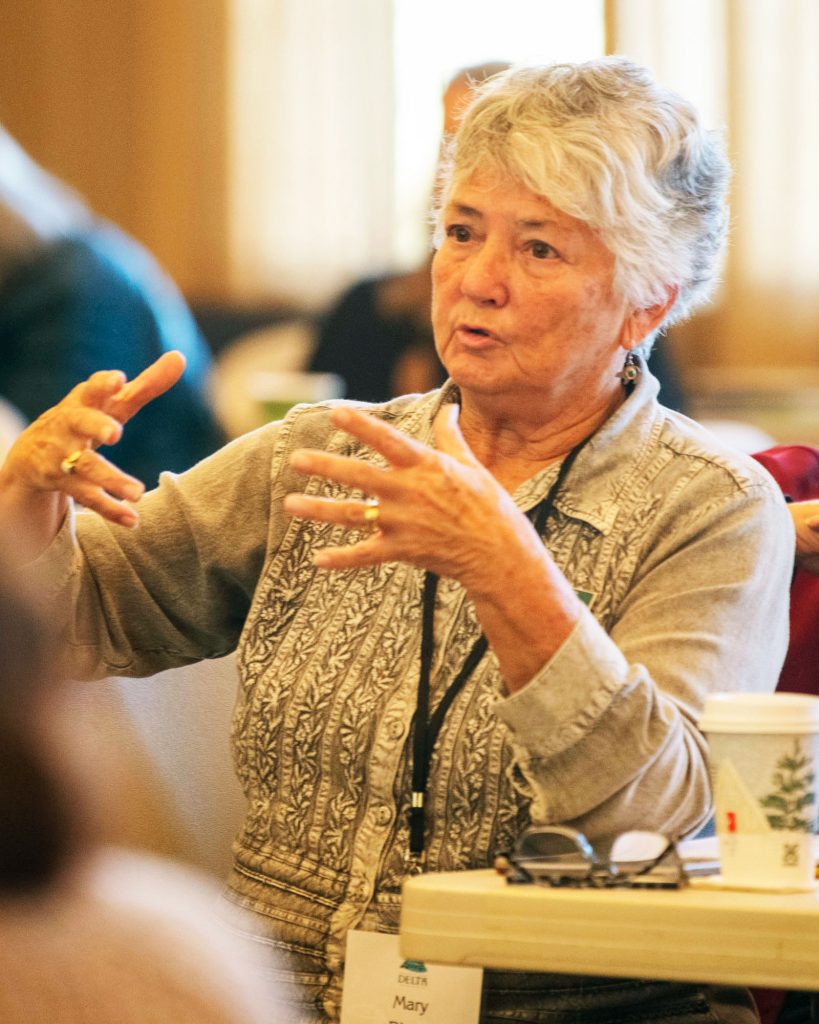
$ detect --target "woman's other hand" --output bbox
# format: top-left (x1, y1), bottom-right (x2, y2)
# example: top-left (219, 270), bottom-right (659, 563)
top-left (790, 499), bottom-right (819, 575)
top-left (0, 352), bottom-right (186, 544)
top-left (284, 404), bottom-right (529, 592)
top-left (284, 404), bottom-right (582, 689)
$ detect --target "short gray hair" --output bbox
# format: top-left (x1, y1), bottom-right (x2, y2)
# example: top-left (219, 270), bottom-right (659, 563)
top-left (433, 57), bottom-right (731, 351)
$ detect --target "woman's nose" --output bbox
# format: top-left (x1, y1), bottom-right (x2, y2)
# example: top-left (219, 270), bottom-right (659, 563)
top-left (460, 242), bottom-right (509, 306)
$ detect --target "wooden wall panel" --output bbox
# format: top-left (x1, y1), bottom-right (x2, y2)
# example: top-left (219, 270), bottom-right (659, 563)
top-left (0, 1), bottom-right (230, 300)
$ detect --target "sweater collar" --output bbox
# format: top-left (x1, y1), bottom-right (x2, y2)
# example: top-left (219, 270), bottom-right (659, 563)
top-left (416, 356), bottom-right (663, 536)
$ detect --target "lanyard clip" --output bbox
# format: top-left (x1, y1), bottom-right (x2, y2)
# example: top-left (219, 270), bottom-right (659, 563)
top-left (404, 848), bottom-right (426, 876)
top-left (408, 791), bottom-right (426, 870)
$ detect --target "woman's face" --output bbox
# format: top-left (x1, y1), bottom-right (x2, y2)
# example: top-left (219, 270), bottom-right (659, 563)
top-left (432, 167), bottom-right (639, 414)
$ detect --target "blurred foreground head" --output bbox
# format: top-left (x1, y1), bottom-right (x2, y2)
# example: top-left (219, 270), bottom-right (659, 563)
top-left (0, 540), bottom-right (78, 896)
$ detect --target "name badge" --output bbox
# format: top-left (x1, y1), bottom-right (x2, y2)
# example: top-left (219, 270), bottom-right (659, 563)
top-left (340, 930), bottom-right (482, 1024)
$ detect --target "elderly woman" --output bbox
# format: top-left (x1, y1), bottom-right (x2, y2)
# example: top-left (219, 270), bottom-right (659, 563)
top-left (0, 58), bottom-right (793, 1024)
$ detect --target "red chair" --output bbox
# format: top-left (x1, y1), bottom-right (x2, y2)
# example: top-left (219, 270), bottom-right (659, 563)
top-left (752, 446), bottom-right (819, 698)
top-left (749, 446), bottom-right (819, 1024)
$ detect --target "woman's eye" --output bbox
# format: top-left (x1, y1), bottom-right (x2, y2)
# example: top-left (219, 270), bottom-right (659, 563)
top-left (528, 240), bottom-right (559, 260)
top-left (446, 224), bottom-right (472, 243)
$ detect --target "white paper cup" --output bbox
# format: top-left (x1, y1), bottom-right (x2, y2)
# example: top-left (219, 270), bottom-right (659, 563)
top-left (699, 693), bottom-right (819, 891)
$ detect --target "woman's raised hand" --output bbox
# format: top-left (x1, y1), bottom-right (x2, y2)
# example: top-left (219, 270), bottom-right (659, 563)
top-left (0, 352), bottom-right (186, 531)
top-left (284, 403), bottom-right (532, 593)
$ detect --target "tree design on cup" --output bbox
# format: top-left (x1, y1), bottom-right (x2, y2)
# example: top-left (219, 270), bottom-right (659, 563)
top-left (759, 738), bottom-right (817, 832)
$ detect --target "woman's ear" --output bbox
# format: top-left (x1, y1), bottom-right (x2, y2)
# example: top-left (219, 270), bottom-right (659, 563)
top-left (621, 286), bottom-right (679, 350)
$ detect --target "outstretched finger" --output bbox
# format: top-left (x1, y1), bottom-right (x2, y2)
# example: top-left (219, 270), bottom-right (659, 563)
top-left (75, 369), bottom-right (128, 409)
top-left (107, 351), bottom-right (187, 424)
top-left (311, 533), bottom-right (389, 570)
top-left (330, 407), bottom-right (428, 468)
top-left (56, 451), bottom-right (142, 528)
top-left (284, 492), bottom-right (387, 530)
top-left (432, 402), bottom-right (482, 467)
top-left (69, 480), bottom-right (141, 528)
top-left (59, 448), bottom-right (145, 505)
top-left (61, 405), bottom-right (125, 449)
top-left (289, 448), bottom-right (394, 497)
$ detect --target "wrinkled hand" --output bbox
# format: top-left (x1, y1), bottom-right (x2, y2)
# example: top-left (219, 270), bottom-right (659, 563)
top-left (0, 351), bottom-right (186, 527)
top-left (283, 404), bottom-right (532, 593)
top-left (790, 499), bottom-right (819, 576)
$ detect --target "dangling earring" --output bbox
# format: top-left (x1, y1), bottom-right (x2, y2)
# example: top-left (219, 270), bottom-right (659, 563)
top-left (616, 351), bottom-right (639, 386)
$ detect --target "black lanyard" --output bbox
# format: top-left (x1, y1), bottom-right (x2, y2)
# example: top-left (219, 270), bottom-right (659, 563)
top-left (405, 435), bottom-right (591, 872)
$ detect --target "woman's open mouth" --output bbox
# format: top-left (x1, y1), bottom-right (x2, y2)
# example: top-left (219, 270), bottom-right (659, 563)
top-left (455, 324), bottom-right (501, 349)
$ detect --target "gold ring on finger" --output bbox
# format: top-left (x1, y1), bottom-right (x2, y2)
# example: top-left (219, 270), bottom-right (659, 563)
top-left (60, 450), bottom-right (85, 476)
top-left (363, 496), bottom-right (380, 523)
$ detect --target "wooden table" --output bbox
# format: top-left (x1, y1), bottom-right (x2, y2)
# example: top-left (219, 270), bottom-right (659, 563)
top-left (400, 869), bottom-right (819, 990)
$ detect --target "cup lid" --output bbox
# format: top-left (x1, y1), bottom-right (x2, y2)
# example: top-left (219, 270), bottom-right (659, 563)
top-left (699, 692), bottom-right (819, 734)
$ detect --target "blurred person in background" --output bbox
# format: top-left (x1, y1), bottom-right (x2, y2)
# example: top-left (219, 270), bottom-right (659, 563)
top-left (0, 58), bottom-right (791, 1023)
top-left (0, 125), bottom-right (225, 485)
top-left (308, 62), bottom-right (509, 403)
top-left (0, 541), bottom-right (275, 1023)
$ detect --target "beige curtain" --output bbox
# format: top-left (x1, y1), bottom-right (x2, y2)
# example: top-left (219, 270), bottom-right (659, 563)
top-left (610, 0), bottom-right (819, 376)
top-left (226, 0), bottom-right (396, 308)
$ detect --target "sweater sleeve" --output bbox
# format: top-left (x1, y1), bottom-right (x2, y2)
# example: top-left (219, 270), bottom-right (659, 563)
top-left (493, 477), bottom-right (794, 841)
top-left (31, 422), bottom-right (284, 680)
